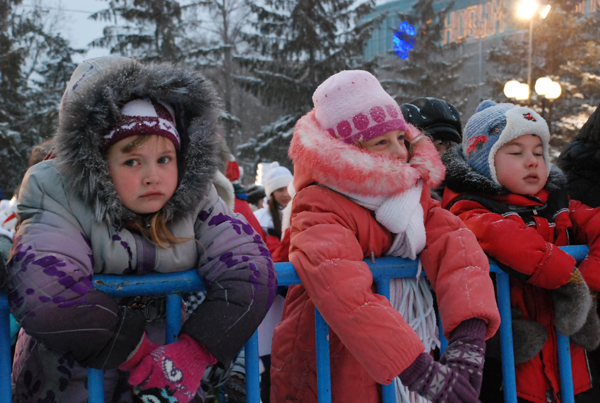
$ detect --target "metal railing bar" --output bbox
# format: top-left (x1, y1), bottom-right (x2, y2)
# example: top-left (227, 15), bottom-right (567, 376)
top-left (2, 245), bottom-right (589, 402)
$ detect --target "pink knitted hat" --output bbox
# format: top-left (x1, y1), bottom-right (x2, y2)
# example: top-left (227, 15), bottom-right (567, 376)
top-left (103, 98), bottom-right (180, 150)
top-left (312, 70), bottom-right (406, 144)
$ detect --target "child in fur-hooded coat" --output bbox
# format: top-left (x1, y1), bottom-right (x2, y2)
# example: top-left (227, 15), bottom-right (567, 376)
top-left (270, 70), bottom-right (501, 403)
top-left (7, 57), bottom-right (276, 402)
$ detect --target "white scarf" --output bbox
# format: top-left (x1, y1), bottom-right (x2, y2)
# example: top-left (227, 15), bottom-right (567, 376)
top-left (339, 180), bottom-right (438, 403)
top-left (346, 180), bottom-right (426, 260)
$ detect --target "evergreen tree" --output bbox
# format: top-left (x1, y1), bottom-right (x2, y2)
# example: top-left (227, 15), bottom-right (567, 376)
top-left (186, 0), bottom-right (249, 152)
top-left (0, 1), bottom-right (81, 197)
top-left (236, 0), bottom-right (383, 171)
top-left (486, 1), bottom-right (600, 149)
top-left (377, 0), bottom-right (474, 111)
top-left (89, 0), bottom-right (190, 61)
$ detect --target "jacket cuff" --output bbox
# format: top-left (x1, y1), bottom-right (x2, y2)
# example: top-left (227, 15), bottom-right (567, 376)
top-left (528, 244), bottom-right (575, 289)
top-left (80, 306), bottom-right (146, 369)
top-left (578, 257), bottom-right (600, 292)
top-left (450, 318), bottom-right (487, 341)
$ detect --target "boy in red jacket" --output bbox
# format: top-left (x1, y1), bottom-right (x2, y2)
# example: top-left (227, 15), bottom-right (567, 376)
top-left (442, 100), bottom-right (600, 403)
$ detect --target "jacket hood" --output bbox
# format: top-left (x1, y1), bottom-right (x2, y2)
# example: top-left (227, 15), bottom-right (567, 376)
top-left (54, 61), bottom-right (222, 225)
top-left (443, 145), bottom-right (566, 197)
top-left (289, 109), bottom-right (445, 197)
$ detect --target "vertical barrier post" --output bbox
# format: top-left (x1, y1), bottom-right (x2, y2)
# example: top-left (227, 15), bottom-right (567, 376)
top-left (375, 278), bottom-right (397, 403)
top-left (437, 314), bottom-right (448, 355)
top-left (556, 331), bottom-right (574, 403)
top-left (166, 294), bottom-right (182, 344)
top-left (244, 332), bottom-right (260, 403)
top-left (0, 293), bottom-right (12, 403)
top-left (88, 369), bottom-right (104, 403)
top-left (494, 269), bottom-right (518, 403)
top-left (315, 308), bottom-right (332, 403)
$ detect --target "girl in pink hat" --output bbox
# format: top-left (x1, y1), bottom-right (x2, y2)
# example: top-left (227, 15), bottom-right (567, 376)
top-left (269, 70), bottom-right (500, 403)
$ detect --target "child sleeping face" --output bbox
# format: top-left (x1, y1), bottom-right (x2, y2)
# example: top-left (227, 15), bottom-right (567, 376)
top-left (494, 134), bottom-right (547, 196)
top-left (359, 129), bottom-right (409, 162)
top-left (106, 134), bottom-right (178, 214)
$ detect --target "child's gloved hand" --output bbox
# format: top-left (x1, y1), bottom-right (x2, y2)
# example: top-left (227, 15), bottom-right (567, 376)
top-left (399, 352), bottom-right (481, 403)
top-left (118, 332), bottom-right (160, 372)
top-left (553, 268), bottom-right (592, 336)
top-left (485, 309), bottom-right (547, 365)
top-left (128, 333), bottom-right (217, 403)
top-left (570, 291), bottom-right (600, 351)
top-left (440, 318), bottom-right (486, 395)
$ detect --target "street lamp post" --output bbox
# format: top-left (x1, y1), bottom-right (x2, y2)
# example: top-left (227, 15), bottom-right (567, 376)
top-left (516, 0), bottom-right (551, 102)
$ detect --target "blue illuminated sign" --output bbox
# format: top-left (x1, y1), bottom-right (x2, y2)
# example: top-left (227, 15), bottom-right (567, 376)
top-left (393, 21), bottom-right (416, 59)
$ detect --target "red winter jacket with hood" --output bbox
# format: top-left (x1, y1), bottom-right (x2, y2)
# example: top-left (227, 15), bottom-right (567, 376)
top-left (270, 110), bottom-right (500, 403)
top-left (442, 145), bottom-right (600, 403)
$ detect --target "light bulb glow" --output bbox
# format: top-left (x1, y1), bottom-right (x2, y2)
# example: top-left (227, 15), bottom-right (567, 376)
top-left (515, 83), bottom-right (530, 100)
top-left (545, 82), bottom-right (562, 100)
top-left (539, 5), bottom-right (551, 18)
top-left (535, 77), bottom-right (553, 96)
top-left (504, 80), bottom-right (522, 98)
top-left (516, 0), bottom-right (540, 20)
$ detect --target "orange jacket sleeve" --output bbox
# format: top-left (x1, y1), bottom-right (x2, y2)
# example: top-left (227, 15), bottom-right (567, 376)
top-left (419, 195), bottom-right (501, 340)
top-left (289, 187), bottom-right (424, 385)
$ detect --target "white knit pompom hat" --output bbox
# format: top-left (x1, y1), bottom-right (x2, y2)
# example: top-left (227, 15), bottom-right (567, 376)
top-left (264, 162), bottom-right (293, 197)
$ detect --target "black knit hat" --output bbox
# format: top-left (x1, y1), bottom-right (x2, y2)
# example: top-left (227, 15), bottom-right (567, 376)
top-left (401, 97), bottom-right (462, 144)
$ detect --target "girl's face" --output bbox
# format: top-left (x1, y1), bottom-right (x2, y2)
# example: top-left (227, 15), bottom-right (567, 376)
top-left (360, 130), bottom-right (409, 162)
top-left (272, 187), bottom-right (291, 207)
top-left (106, 135), bottom-right (178, 214)
top-left (494, 134), bottom-right (547, 196)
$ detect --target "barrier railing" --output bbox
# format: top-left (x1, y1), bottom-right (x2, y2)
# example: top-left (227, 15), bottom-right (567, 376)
top-left (0, 245), bottom-right (588, 403)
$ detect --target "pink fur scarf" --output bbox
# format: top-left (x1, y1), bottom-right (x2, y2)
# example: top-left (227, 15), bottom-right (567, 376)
top-left (289, 109), bottom-right (445, 198)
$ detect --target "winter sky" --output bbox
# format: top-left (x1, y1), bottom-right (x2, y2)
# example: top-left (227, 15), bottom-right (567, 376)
top-left (29, 0), bottom-right (390, 63)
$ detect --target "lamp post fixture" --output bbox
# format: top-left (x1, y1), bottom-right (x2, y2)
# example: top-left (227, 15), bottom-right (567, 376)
top-left (516, 0), bottom-right (551, 102)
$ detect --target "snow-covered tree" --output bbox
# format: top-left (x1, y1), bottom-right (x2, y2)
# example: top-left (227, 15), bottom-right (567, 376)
top-left (486, 1), bottom-right (600, 150)
top-left (0, 0), bottom-right (81, 197)
top-left (185, 0), bottom-right (250, 152)
top-left (377, 0), bottom-right (474, 111)
top-left (236, 0), bottom-right (383, 171)
top-left (89, 0), bottom-right (193, 61)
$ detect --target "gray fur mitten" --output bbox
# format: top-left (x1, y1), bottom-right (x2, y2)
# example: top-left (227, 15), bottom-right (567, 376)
top-left (553, 269), bottom-right (592, 336)
top-left (512, 319), bottom-right (548, 364)
top-left (570, 294), bottom-right (600, 351)
top-left (486, 310), bottom-right (547, 364)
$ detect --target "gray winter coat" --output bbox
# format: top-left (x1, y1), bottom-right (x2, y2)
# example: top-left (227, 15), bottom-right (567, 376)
top-left (7, 61), bottom-right (276, 402)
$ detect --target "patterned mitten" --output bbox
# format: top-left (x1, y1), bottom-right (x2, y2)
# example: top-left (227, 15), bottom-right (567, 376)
top-left (440, 318), bottom-right (486, 394)
top-left (571, 292), bottom-right (600, 351)
top-left (118, 332), bottom-right (160, 372)
top-left (399, 353), bottom-right (481, 403)
top-left (128, 333), bottom-right (217, 403)
top-left (553, 268), bottom-right (592, 336)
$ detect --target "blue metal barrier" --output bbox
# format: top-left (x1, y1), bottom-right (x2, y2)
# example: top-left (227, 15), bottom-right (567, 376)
top-left (0, 246), bottom-right (588, 402)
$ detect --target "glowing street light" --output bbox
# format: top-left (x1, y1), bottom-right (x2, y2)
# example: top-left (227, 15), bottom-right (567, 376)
top-left (516, 0), bottom-right (540, 20)
top-left (534, 77), bottom-right (562, 100)
top-left (504, 80), bottom-right (522, 98)
top-left (534, 77), bottom-right (553, 96)
top-left (545, 82), bottom-right (562, 100)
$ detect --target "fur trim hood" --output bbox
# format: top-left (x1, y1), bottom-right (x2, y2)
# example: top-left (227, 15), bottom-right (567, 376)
top-left (443, 145), bottom-right (566, 197)
top-left (289, 109), bottom-right (445, 197)
top-left (54, 61), bottom-right (222, 225)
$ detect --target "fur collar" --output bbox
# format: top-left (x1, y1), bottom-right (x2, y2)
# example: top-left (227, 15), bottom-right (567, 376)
top-left (54, 62), bottom-right (222, 226)
top-left (442, 145), bottom-right (566, 196)
top-left (289, 110), bottom-right (445, 197)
